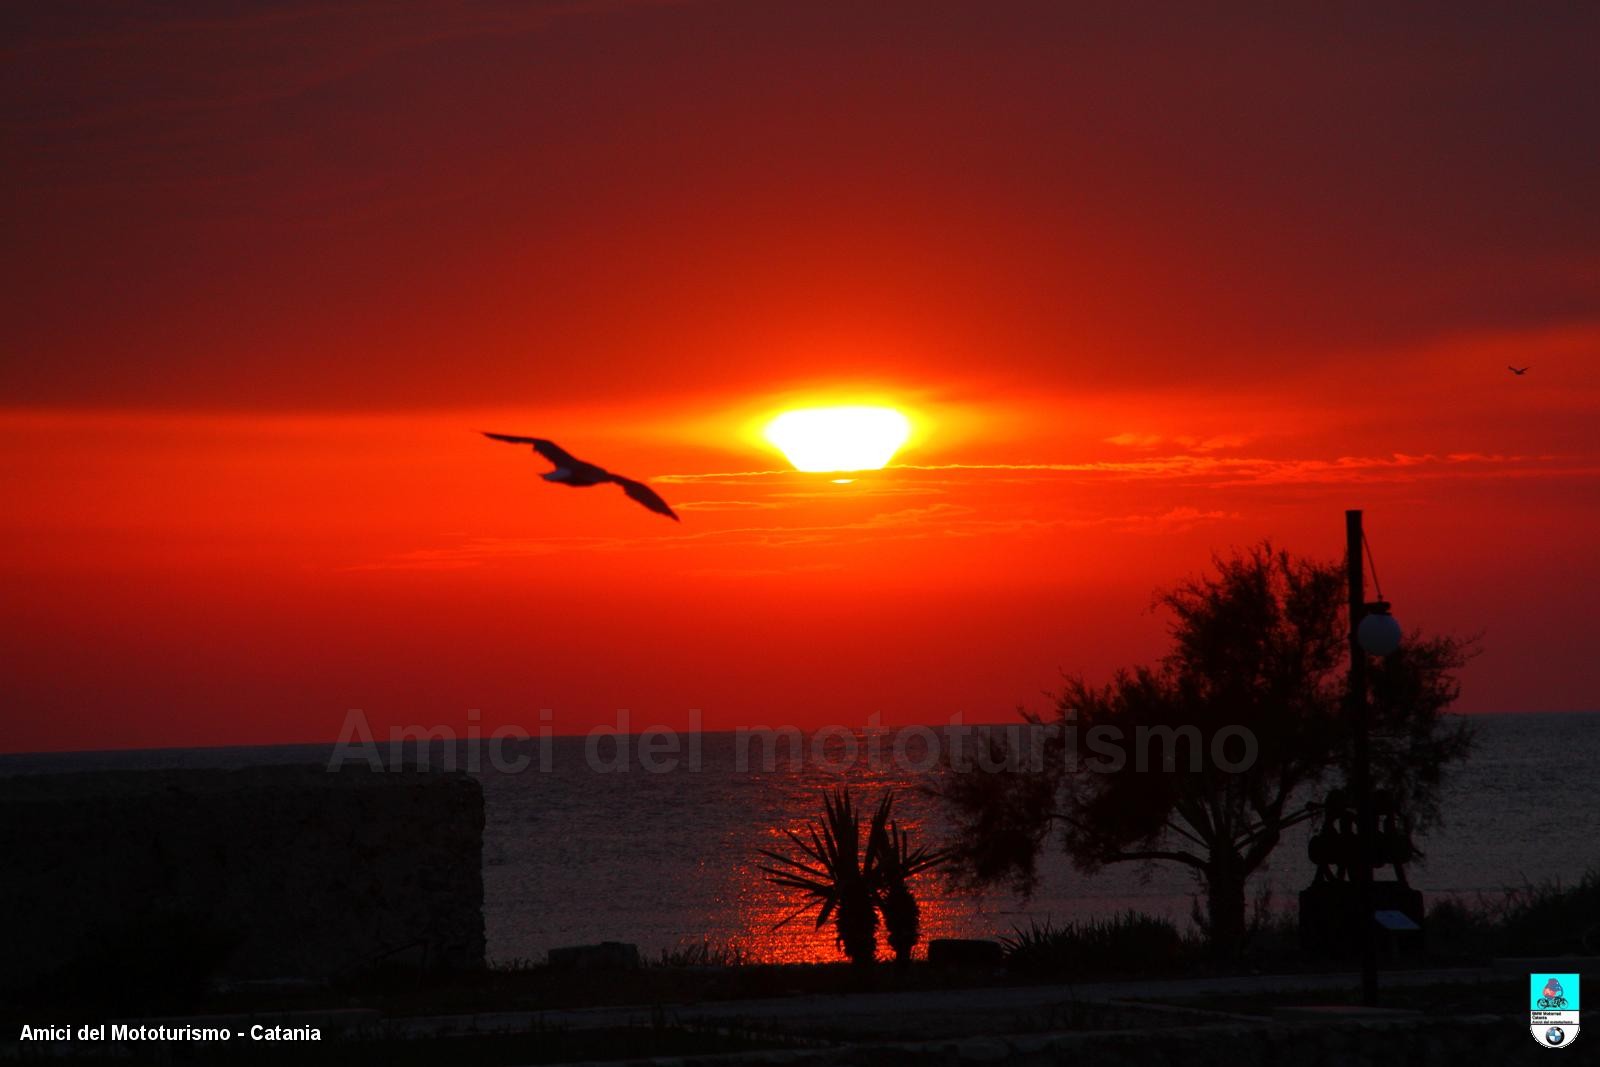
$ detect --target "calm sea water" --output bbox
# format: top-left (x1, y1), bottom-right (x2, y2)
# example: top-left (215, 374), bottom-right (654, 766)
top-left (4, 712), bottom-right (1596, 964)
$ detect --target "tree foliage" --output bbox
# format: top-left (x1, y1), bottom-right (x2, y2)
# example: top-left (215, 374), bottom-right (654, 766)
top-left (939, 542), bottom-right (1475, 955)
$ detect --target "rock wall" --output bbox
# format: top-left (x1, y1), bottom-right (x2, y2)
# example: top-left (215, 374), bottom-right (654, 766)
top-left (0, 765), bottom-right (484, 991)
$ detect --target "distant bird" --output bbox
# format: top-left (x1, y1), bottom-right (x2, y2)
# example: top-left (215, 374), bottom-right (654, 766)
top-left (1508, 365), bottom-right (1530, 375)
top-left (482, 433), bottom-right (679, 521)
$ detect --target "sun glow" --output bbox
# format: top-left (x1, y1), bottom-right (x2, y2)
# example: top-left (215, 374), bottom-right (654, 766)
top-left (762, 406), bottom-right (912, 473)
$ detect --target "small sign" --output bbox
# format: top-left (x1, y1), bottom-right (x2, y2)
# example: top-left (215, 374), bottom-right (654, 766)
top-left (1530, 973), bottom-right (1580, 1049)
top-left (1373, 910), bottom-right (1419, 931)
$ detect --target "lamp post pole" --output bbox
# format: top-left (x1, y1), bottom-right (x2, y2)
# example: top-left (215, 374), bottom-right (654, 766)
top-left (1346, 509), bottom-right (1379, 1007)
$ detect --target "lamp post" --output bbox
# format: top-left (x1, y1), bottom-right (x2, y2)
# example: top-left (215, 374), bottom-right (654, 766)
top-left (1346, 509), bottom-right (1401, 1007)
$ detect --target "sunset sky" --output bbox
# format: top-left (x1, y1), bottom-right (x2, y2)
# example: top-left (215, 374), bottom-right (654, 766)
top-left (4, 2), bottom-right (1597, 752)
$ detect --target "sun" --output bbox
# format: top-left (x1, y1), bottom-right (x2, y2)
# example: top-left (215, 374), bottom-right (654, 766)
top-left (763, 406), bottom-right (912, 473)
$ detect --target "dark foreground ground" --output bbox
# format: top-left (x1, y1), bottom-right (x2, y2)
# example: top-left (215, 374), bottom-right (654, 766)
top-left (2, 957), bottom-right (1580, 1066)
top-left (8, 877), bottom-right (1596, 1065)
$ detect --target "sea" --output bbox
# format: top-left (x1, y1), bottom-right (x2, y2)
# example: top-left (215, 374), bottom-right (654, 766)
top-left (3, 711), bottom-right (1596, 965)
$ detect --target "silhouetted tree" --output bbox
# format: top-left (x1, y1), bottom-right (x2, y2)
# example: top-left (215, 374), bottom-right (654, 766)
top-left (868, 793), bottom-right (947, 966)
top-left (759, 790), bottom-right (880, 966)
top-left (760, 789), bottom-right (946, 967)
top-left (939, 543), bottom-right (1474, 957)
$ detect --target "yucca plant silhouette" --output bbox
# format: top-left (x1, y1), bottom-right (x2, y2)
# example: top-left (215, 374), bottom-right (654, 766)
top-left (758, 789), bottom-right (880, 966)
top-left (868, 792), bottom-right (948, 966)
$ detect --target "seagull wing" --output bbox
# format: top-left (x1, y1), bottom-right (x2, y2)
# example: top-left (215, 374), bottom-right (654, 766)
top-left (611, 475), bottom-right (680, 521)
top-left (481, 433), bottom-right (584, 468)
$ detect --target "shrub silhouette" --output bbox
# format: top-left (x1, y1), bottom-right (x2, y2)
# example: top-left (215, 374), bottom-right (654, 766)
top-left (868, 792), bottom-right (947, 966)
top-left (759, 789), bottom-right (880, 966)
top-left (760, 788), bottom-right (946, 966)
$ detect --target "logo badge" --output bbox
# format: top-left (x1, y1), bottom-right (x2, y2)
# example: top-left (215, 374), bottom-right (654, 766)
top-left (1531, 973), bottom-right (1580, 1049)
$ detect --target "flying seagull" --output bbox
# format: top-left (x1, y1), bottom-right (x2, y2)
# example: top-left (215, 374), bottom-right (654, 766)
top-left (1508, 365), bottom-right (1530, 375)
top-left (482, 433), bottom-right (679, 521)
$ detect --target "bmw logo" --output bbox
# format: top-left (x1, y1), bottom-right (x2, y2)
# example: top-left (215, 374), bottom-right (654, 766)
top-left (1546, 1026), bottom-right (1566, 1046)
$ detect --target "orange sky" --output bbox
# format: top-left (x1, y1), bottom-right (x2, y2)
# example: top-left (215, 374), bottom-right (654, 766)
top-left (4, 2), bottom-right (1597, 751)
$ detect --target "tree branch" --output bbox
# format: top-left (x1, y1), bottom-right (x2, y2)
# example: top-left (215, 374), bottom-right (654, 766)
top-left (1232, 802), bottom-right (1318, 848)
top-left (1164, 819), bottom-right (1209, 850)
top-left (1104, 848), bottom-right (1207, 871)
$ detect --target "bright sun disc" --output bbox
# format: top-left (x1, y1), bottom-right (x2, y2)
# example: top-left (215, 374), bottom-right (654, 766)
top-left (763, 406), bottom-right (912, 472)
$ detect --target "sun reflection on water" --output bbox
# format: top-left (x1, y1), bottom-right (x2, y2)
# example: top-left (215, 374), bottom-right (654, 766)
top-left (481, 730), bottom-right (1205, 966)
top-left (718, 733), bottom-right (980, 964)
